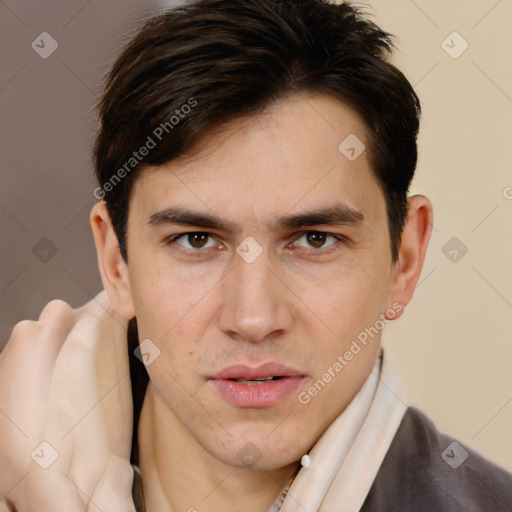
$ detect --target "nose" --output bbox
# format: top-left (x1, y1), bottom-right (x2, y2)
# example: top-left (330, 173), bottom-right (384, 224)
top-left (217, 248), bottom-right (294, 344)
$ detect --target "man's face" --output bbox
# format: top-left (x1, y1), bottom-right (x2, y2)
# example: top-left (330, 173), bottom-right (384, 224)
top-left (125, 94), bottom-right (398, 470)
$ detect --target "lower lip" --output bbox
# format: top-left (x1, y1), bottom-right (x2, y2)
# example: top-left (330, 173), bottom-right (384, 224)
top-left (209, 377), bottom-right (304, 408)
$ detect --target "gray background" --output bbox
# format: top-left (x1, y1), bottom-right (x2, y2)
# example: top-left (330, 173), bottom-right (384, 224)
top-left (0, 0), bottom-right (170, 344)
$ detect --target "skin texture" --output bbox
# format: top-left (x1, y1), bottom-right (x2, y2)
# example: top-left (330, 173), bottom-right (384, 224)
top-left (91, 93), bottom-right (433, 512)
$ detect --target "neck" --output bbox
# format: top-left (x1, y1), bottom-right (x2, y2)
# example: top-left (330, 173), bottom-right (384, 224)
top-left (138, 382), bottom-right (300, 512)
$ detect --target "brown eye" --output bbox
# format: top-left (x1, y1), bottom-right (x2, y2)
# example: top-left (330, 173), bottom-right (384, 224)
top-left (293, 231), bottom-right (340, 251)
top-left (306, 232), bottom-right (327, 248)
top-left (189, 233), bottom-right (209, 248)
top-left (176, 232), bottom-right (215, 250)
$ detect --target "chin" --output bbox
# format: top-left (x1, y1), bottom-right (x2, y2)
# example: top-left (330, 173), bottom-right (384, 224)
top-left (206, 434), bottom-right (306, 472)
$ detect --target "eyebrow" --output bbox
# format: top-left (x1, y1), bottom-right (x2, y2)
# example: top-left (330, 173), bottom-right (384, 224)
top-left (147, 204), bottom-right (365, 232)
top-left (274, 205), bottom-right (364, 230)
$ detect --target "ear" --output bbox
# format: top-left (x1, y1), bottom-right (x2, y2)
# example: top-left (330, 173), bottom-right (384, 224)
top-left (90, 201), bottom-right (135, 320)
top-left (385, 195), bottom-right (433, 320)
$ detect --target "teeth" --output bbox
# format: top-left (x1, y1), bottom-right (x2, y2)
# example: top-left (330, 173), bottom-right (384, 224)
top-left (233, 376), bottom-right (279, 385)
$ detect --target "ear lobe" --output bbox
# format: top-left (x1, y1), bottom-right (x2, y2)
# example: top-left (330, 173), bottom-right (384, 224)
top-left (386, 195), bottom-right (433, 317)
top-left (90, 201), bottom-right (135, 320)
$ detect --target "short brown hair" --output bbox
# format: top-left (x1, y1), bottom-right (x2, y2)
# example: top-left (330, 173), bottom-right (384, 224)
top-left (94, 0), bottom-right (420, 261)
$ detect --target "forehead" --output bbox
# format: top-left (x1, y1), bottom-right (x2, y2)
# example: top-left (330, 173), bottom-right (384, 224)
top-left (130, 94), bottom-right (384, 222)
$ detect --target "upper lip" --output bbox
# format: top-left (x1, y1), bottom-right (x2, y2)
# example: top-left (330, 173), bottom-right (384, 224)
top-left (211, 362), bottom-right (305, 380)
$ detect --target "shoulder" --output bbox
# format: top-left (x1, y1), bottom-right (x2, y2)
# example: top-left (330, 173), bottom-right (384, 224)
top-left (361, 407), bottom-right (512, 512)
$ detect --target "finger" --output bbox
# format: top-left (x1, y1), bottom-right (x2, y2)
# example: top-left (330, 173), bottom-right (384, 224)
top-left (24, 291), bottom-right (131, 506)
top-left (0, 303), bottom-right (77, 489)
top-left (47, 291), bottom-right (126, 430)
top-left (44, 310), bottom-right (111, 497)
top-left (63, 291), bottom-right (133, 459)
top-left (43, 294), bottom-right (130, 498)
top-left (2, 299), bottom-right (76, 404)
top-left (38, 299), bottom-right (76, 333)
top-left (2, 298), bottom-right (75, 368)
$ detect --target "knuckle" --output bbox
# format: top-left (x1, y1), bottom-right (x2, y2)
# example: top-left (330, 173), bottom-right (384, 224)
top-left (8, 320), bottom-right (41, 346)
top-left (2, 300), bottom-right (75, 357)
top-left (39, 299), bottom-right (74, 325)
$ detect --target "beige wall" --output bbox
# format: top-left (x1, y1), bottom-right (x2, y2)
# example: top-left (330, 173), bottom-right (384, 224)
top-left (1, 0), bottom-right (511, 471)
top-left (367, 0), bottom-right (512, 470)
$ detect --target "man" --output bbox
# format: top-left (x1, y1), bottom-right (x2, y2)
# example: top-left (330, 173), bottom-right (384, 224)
top-left (1, 0), bottom-right (511, 510)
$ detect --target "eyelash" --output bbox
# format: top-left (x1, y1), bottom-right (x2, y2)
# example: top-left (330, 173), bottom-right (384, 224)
top-left (165, 231), bottom-right (348, 257)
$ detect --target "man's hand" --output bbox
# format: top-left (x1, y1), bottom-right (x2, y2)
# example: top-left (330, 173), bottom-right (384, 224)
top-left (0, 292), bottom-right (136, 512)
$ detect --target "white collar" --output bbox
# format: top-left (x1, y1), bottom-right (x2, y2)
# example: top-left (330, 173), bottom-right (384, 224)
top-left (279, 349), bottom-right (407, 512)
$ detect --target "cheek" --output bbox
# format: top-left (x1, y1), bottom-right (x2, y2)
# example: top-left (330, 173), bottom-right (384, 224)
top-left (299, 259), bottom-right (389, 321)
top-left (300, 267), bottom-right (391, 367)
top-left (128, 263), bottom-right (218, 377)
top-left (129, 252), bottom-right (219, 334)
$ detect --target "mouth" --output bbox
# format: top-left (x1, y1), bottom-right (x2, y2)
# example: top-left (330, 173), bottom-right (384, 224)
top-left (208, 363), bottom-right (306, 408)
top-left (227, 376), bottom-right (285, 385)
